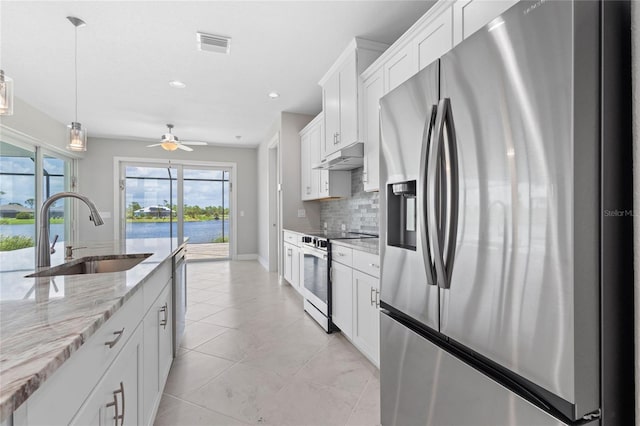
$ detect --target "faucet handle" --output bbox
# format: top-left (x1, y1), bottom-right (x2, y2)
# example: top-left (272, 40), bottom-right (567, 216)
top-left (50, 235), bottom-right (59, 254)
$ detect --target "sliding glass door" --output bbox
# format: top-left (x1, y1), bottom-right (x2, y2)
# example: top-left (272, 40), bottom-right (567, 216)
top-left (121, 162), bottom-right (232, 261)
top-left (183, 167), bottom-right (230, 260)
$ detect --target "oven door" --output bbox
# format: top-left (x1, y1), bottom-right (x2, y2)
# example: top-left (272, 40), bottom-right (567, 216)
top-left (302, 245), bottom-right (329, 315)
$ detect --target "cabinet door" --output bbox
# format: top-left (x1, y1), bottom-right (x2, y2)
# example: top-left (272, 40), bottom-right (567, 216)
top-left (417, 9), bottom-right (453, 71)
top-left (338, 53), bottom-right (358, 150)
top-left (331, 261), bottom-right (354, 338)
top-left (323, 72), bottom-right (341, 157)
top-left (384, 44), bottom-right (417, 93)
top-left (452, 0), bottom-right (519, 45)
top-left (362, 68), bottom-right (384, 192)
top-left (158, 285), bottom-right (173, 390)
top-left (309, 119), bottom-right (323, 198)
top-left (72, 326), bottom-right (142, 426)
top-left (353, 270), bottom-right (380, 366)
top-left (291, 245), bottom-right (300, 290)
top-left (283, 242), bottom-right (294, 284)
top-left (142, 282), bottom-right (172, 426)
top-left (300, 132), bottom-right (312, 200)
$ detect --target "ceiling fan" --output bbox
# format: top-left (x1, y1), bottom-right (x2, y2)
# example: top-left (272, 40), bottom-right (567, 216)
top-left (146, 124), bottom-right (207, 152)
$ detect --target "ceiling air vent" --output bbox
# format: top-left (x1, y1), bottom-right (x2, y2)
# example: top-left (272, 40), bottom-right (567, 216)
top-left (196, 32), bottom-right (231, 54)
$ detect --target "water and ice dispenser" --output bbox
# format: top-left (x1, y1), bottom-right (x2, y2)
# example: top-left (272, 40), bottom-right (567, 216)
top-left (387, 180), bottom-right (417, 250)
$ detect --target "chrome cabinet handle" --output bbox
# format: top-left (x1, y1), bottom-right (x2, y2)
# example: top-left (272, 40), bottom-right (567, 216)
top-left (337, 252), bottom-right (345, 257)
top-left (106, 381), bottom-right (125, 426)
top-left (368, 263), bottom-right (380, 269)
top-left (370, 287), bottom-right (376, 306)
top-left (375, 289), bottom-right (380, 308)
top-left (104, 328), bottom-right (125, 348)
top-left (336, 132), bottom-right (340, 145)
top-left (363, 171), bottom-right (368, 183)
top-left (160, 303), bottom-right (168, 329)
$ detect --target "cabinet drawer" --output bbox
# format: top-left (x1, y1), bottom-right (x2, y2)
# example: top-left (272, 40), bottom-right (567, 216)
top-left (143, 260), bottom-right (172, 313)
top-left (353, 250), bottom-right (380, 278)
top-left (283, 231), bottom-right (300, 246)
top-left (331, 244), bottom-right (353, 267)
top-left (24, 289), bottom-right (144, 426)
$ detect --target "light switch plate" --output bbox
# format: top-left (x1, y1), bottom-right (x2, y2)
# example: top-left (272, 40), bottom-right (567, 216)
top-left (297, 209), bottom-right (306, 218)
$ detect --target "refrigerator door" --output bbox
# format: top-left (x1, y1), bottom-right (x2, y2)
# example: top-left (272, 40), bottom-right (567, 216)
top-left (379, 61), bottom-right (440, 331)
top-left (380, 313), bottom-right (577, 426)
top-left (438, 0), bottom-right (599, 418)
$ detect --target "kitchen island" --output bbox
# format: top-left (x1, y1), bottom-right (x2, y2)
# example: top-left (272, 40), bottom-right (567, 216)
top-left (0, 238), bottom-right (185, 425)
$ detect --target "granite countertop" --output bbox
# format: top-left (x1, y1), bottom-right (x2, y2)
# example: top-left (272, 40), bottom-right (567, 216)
top-left (0, 238), bottom-right (185, 422)
top-left (331, 238), bottom-right (380, 255)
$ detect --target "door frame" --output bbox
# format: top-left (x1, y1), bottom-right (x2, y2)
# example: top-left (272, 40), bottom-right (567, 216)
top-left (114, 157), bottom-right (238, 259)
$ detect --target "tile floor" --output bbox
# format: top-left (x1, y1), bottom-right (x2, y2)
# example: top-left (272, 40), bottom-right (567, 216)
top-left (154, 260), bottom-right (381, 426)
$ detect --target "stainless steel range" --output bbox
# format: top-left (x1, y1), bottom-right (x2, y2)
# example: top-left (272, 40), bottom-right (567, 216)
top-left (300, 231), bottom-right (376, 332)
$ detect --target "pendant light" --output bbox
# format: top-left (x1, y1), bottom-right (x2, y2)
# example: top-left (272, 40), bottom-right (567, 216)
top-left (67, 16), bottom-right (87, 152)
top-left (0, 70), bottom-right (14, 116)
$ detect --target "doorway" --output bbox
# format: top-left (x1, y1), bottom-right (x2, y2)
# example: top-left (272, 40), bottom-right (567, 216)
top-left (118, 159), bottom-right (236, 260)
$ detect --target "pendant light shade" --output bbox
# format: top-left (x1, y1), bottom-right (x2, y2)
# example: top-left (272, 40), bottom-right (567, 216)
top-left (67, 122), bottom-right (87, 151)
top-left (0, 70), bottom-right (14, 116)
top-left (67, 16), bottom-right (87, 152)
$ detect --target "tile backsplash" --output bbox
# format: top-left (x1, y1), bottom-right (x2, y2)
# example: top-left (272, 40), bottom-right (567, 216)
top-left (320, 167), bottom-right (379, 234)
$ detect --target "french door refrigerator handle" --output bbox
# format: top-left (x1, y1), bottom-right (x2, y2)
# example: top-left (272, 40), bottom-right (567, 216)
top-left (420, 105), bottom-right (438, 287)
top-left (441, 98), bottom-right (459, 288)
top-left (428, 100), bottom-right (447, 290)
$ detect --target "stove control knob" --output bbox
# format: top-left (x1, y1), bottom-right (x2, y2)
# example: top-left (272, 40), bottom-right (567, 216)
top-left (302, 236), bottom-right (312, 244)
top-left (317, 240), bottom-right (328, 249)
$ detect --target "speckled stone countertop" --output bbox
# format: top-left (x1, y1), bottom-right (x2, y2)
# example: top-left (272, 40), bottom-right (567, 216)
top-left (0, 238), bottom-right (185, 422)
top-left (331, 238), bottom-right (380, 255)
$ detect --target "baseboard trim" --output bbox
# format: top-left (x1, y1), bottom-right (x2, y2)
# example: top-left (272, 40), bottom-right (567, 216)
top-left (235, 253), bottom-right (258, 261)
top-left (258, 256), bottom-right (269, 270)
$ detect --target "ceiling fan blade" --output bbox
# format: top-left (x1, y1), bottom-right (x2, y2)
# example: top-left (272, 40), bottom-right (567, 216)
top-left (147, 143), bottom-right (162, 147)
top-left (177, 144), bottom-right (194, 152)
top-left (182, 141), bottom-right (208, 146)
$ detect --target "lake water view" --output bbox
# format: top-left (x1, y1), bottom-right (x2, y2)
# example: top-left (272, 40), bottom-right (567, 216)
top-left (0, 220), bottom-right (229, 244)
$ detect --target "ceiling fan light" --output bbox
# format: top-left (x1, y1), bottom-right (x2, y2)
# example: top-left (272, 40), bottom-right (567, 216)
top-left (67, 122), bottom-right (87, 151)
top-left (161, 140), bottom-right (179, 151)
top-left (0, 70), bottom-right (14, 116)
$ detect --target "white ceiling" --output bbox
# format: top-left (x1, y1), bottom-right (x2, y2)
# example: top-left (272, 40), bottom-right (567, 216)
top-left (1, 1), bottom-right (434, 148)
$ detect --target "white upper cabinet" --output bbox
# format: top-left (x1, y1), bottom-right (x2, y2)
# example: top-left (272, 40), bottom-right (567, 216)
top-left (361, 68), bottom-right (384, 192)
top-left (384, 43), bottom-right (417, 94)
top-left (301, 130), bottom-right (312, 200)
top-left (416, 8), bottom-right (453, 71)
top-left (300, 113), bottom-right (351, 200)
top-left (452, 0), bottom-right (520, 46)
top-left (319, 38), bottom-right (388, 158)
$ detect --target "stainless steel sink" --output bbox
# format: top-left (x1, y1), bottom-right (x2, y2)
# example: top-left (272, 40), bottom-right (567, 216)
top-left (26, 253), bottom-right (153, 277)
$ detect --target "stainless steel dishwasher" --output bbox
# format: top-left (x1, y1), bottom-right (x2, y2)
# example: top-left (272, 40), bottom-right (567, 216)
top-left (172, 247), bottom-right (187, 355)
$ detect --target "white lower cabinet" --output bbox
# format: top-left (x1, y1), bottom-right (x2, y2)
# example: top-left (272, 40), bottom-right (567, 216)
top-left (142, 282), bottom-right (173, 426)
top-left (330, 244), bottom-right (380, 366)
top-left (352, 270), bottom-right (380, 366)
top-left (283, 241), bottom-right (300, 291)
top-left (72, 325), bottom-right (143, 426)
top-left (331, 258), bottom-right (353, 339)
top-left (16, 255), bottom-right (178, 426)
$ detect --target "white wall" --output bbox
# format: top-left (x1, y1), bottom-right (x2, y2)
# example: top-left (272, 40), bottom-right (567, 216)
top-left (0, 97), bottom-right (75, 156)
top-left (256, 112), bottom-right (322, 270)
top-left (77, 136), bottom-right (258, 256)
top-left (633, 1), bottom-right (640, 418)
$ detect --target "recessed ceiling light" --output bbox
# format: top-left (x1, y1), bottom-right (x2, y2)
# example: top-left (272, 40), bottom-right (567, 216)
top-left (268, 92), bottom-right (280, 99)
top-left (169, 80), bottom-right (186, 89)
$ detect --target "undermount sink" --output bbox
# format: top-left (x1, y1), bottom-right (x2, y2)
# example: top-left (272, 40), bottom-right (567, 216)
top-left (26, 253), bottom-right (153, 278)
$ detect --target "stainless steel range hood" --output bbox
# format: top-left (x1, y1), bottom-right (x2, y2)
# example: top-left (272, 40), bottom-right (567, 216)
top-left (312, 142), bottom-right (364, 170)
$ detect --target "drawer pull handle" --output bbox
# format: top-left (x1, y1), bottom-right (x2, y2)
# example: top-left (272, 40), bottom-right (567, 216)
top-left (369, 263), bottom-right (380, 269)
top-left (105, 328), bottom-right (125, 348)
top-left (106, 381), bottom-right (125, 426)
top-left (160, 303), bottom-right (168, 329)
top-left (337, 252), bottom-right (345, 256)
top-left (370, 287), bottom-right (376, 306)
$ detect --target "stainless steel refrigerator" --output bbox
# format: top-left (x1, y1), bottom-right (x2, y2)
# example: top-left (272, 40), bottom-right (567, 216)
top-left (378, 1), bottom-right (633, 425)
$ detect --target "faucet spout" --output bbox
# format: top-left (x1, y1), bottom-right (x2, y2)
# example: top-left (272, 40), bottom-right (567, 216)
top-left (36, 192), bottom-right (104, 268)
